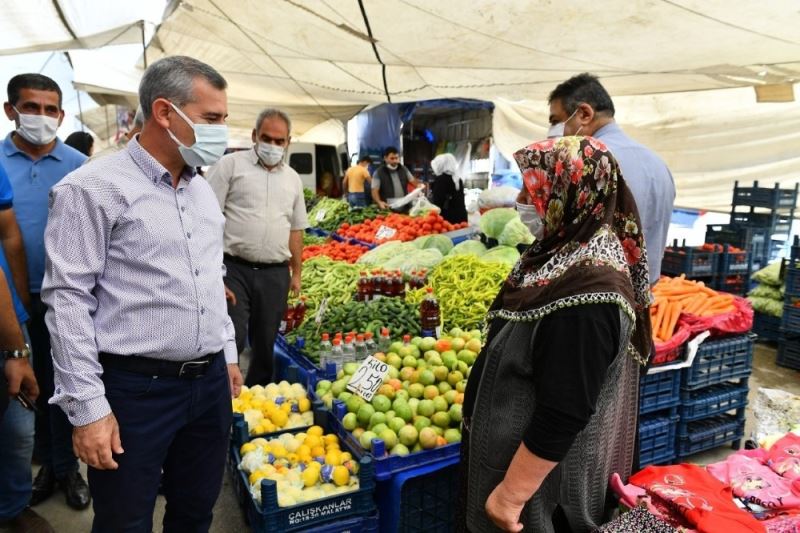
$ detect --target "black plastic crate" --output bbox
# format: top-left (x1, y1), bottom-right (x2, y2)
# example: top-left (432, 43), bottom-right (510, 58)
top-left (777, 339), bottom-right (800, 370)
top-left (712, 274), bottom-right (749, 296)
top-left (639, 414), bottom-right (678, 467)
top-left (753, 312), bottom-right (782, 342)
top-left (785, 267), bottom-right (800, 297)
top-left (681, 334), bottom-right (754, 390)
top-left (705, 224), bottom-right (777, 269)
top-left (717, 245), bottom-right (750, 275)
top-left (732, 180), bottom-right (798, 210)
top-left (730, 211), bottom-right (793, 235)
top-left (781, 304), bottom-right (800, 333)
top-left (639, 369), bottom-right (681, 415)
top-left (679, 381), bottom-right (749, 422)
top-left (677, 413), bottom-right (745, 458)
top-left (661, 241), bottom-right (718, 277)
top-left (375, 456), bottom-right (459, 533)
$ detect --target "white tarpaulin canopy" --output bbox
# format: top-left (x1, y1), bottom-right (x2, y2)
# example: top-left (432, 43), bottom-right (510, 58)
top-left (3, 0), bottom-right (800, 209)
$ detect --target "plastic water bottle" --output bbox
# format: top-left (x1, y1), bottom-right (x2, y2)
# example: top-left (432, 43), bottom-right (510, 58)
top-left (318, 333), bottom-right (332, 368)
top-left (364, 331), bottom-right (378, 356)
top-left (354, 334), bottom-right (368, 361)
top-left (342, 335), bottom-right (356, 363)
top-left (330, 338), bottom-right (344, 373)
top-left (378, 327), bottom-right (391, 353)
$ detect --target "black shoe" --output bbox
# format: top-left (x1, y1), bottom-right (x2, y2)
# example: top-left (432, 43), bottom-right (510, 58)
top-left (58, 471), bottom-right (91, 510)
top-left (29, 466), bottom-right (56, 506)
top-left (0, 507), bottom-right (55, 533)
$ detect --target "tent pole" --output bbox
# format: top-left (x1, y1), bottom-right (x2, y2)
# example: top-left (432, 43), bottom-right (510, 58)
top-left (77, 91), bottom-right (84, 132)
top-left (141, 20), bottom-right (148, 69)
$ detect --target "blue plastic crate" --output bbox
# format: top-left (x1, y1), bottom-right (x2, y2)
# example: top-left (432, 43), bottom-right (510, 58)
top-left (712, 274), bottom-right (749, 296)
top-left (732, 181), bottom-right (799, 210)
top-left (679, 381), bottom-right (749, 422)
top-left (782, 305), bottom-right (800, 333)
top-left (752, 312), bottom-right (782, 343)
top-left (639, 369), bottom-right (681, 415)
top-left (330, 400), bottom-right (460, 482)
top-left (785, 268), bottom-right (800, 297)
top-left (231, 410), bottom-right (376, 532)
top-left (661, 245), bottom-right (717, 277)
top-left (777, 339), bottom-right (800, 370)
top-left (677, 413), bottom-right (745, 458)
top-left (681, 334), bottom-right (754, 390)
top-left (639, 414), bottom-right (678, 468)
top-left (718, 246), bottom-right (751, 275)
top-left (730, 211), bottom-right (793, 234)
top-left (302, 510), bottom-right (379, 532)
top-left (276, 335), bottom-right (337, 385)
top-left (375, 455), bottom-right (459, 533)
top-left (306, 227), bottom-right (331, 238)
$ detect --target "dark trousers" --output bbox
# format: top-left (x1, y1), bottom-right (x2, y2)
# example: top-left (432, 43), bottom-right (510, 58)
top-left (30, 293), bottom-right (78, 477)
top-left (223, 258), bottom-right (289, 387)
top-left (89, 353), bottom-right (232, 533)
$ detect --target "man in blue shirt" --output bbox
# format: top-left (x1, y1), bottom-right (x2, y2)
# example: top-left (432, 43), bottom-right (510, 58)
top-left (547, 73), bottom-right (675, 286)
top-left (1, 73), bottom-right (88, 511)
top-left (0, 162), bottom-right (52, 532)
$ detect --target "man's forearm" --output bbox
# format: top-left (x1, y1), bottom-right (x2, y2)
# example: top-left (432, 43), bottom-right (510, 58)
top-left (0, 270), bottom-right (24, 347)
top-left (289, 231), bottom-right (303, 277)
top-left (371, 188), bottom-right (383, 205)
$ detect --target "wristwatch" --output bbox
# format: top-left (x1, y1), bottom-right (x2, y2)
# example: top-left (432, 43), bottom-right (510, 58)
top-left (1, 344), bottom-right (31, 360)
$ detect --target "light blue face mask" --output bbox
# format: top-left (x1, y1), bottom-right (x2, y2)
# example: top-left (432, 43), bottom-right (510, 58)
top-left (166, 103), bottom-right (228, 167)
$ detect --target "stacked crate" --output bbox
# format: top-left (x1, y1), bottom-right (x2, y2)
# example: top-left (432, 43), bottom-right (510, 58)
top-left (706, 180), bottom-right (798, 275)
top-left (676, 335), bottom-right (753, 460)
top-left (638, 368), bottom-right (681, 466)
top-left (777, 237), bottom-right (800, 370)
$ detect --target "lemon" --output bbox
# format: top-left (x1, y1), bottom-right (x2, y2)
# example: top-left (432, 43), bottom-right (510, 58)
top-left (323, 434), bottom-right (339, 446)
top-left (281, 402), bottom-right (292, 414)
top-left (296, 444), bottom-right (311, 458)
top-left (302, 467), bottom-right (319, 488)
top-left (249, 470), bottom-right (267, 485)
top-left (240, 442), bottom-right (257, 455)
top-left (307, 425), bottom-right (324, 437)
top-left (298, 398), bottom-right (311, 413)
top-left (304, 435), bottom-right (321, 449)
top-left (262, 421), bottom-right (276, 434)
top-left (271, 410), bottom-right (289, 428)
top-left (287, 453), bottom-right (299, 464)
top-left (340, 452), bottom-right (352, 463)
top-left (252, 424), bottom-right (265, 435)
top-left (332, 466), bottom-right (350, 487)
top-left (310, 446), bottom-right (326, 458)
top-left (325, 450), bottom-right (342, 466)
top-left (271, 444), bottom-right (287, 459)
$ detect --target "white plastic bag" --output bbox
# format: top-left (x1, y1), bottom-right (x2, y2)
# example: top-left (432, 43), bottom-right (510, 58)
top-left (388, 186), bottom-right (425, 210)
top-left (409, 196), bottom-right (441, 217)
top-left (478, 186), bottom-right (520, 211)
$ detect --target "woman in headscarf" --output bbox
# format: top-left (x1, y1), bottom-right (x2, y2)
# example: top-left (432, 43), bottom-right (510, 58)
top-left (430, 153), bottom-right (468, 224)
top-left (459, 136), bottom-right (651, 532)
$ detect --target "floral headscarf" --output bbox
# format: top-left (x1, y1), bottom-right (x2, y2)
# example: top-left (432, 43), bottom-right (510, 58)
top-left (487, 136), bottom-right (652, 365)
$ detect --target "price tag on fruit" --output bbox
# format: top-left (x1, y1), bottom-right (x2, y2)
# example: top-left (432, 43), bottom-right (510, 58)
top-left (315, 209), bottom-right (327, 223)
top-left (346, 356), bottom-right (389, 401)
top-left (375, 225), bottom-right (397, 240)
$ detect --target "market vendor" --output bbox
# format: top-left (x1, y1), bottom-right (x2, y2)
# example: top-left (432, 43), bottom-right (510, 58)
top-left (370, 146), bottom-right (423, 209)
top-left (459, 136), bottom-right (652, 532)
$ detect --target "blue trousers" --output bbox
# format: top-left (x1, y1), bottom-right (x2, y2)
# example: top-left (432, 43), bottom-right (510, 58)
top-left (348, 192), bottom-right (367, 207)
top-left (0, 325), bottom-right (34, 520)
top-left (30, 293), bottom-right (78, 477)
top-left (88, 353), bottom-right (232, 533)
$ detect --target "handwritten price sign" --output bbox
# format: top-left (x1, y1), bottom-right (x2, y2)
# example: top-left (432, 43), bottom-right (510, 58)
top-left (346, 356), bottom-right (389, 401)
top-left (375, 225), bottom-right (397, 240)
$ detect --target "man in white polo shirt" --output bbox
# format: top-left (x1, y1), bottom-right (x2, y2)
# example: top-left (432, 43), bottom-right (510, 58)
top-left (206, 108), bottom-right (308, 386)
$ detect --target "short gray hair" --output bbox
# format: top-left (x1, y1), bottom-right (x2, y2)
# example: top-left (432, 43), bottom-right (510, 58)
top-left (255, 108), bottom-right (291, 135)
top-left (132, 106), bottom-right (144, 129)
top-left (138, 56), bottom-right (227, 120)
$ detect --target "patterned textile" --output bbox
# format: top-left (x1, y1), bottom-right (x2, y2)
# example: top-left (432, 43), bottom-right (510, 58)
top-left (488, 136), bottom-right (651, 365)
top-left (596, 506), bottom-right (677, 532)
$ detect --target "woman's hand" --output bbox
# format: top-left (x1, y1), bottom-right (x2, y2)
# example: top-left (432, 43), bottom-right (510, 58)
top-left (485, 480), bottom-right (527, 532)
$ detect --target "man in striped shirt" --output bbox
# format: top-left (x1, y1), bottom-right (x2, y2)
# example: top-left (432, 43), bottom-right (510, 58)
top-left (42, 56), bottom-right (241, 532)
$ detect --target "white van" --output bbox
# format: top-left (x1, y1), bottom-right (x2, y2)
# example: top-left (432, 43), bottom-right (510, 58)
top-left (286, 142), bottom-right (348, 193)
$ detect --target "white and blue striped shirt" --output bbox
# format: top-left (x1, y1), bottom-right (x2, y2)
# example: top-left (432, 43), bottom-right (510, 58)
top-left (42, 136), bottom-right (237, 427)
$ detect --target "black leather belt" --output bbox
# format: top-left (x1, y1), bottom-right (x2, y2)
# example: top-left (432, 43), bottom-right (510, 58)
top-left (224, 254), bottom-right (288, 270)
top-left (99, 351), bottom-right (222, 379)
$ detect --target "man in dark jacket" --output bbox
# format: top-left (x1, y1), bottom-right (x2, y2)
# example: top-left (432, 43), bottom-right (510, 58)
top-left (370, 146), bottom-right (422, 209)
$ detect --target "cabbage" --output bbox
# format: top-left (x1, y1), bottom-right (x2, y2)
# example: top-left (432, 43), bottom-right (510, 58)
top-left (382, 248), bottom-right (444, 274)
top-left (479, 208), bottom-right (518, 239)
top-left (497, 217), bottom-right (534, 247)
top-left (412, 234), bottom-right (454, 256)
top-left (449, 240), bottom-right (487, 257)
top-left (356, 241), bottom-right (414, 266)
top-left (481, 245), bottom-right (520, 266)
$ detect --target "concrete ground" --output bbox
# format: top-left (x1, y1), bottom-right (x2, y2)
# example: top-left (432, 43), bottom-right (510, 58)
top-left (20, 343), bottom-right (800, 532)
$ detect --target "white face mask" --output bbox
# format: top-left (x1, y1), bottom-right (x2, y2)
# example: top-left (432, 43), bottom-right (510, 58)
top-left (547, 108), bottom-right (580, 139)
top-left (257, 142), bottom-right (284, 167)
top-left (386, 163), bottom-right (399, 170)
top-left (14, 107), bottom-right (59, 146)
top-left (516, 201), bottom-right (544, 241)
top-left (166, 103), bottom-right (228, 167)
